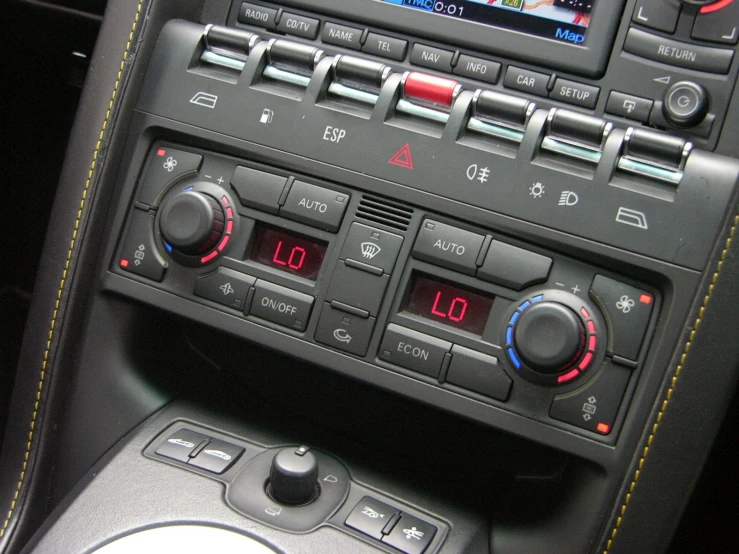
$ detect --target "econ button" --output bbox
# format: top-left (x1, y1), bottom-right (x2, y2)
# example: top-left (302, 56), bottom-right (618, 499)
top-left (379, 324), bottom-right (452, 378)
top-left (249, 280), bottom-right (314, 332)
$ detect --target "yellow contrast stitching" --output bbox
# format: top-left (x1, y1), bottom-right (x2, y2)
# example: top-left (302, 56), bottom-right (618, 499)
top-left (0, 0), bottom-right (144, 539)
top-left (603, 212), bottom-right (739, 554)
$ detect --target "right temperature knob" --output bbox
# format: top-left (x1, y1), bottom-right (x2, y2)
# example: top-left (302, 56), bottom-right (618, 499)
top-left (505, 291), bottom-right (602, 386)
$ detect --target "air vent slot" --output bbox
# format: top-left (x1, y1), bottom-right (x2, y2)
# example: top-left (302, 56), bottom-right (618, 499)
top-left (356, 195), bottom-right (414, 231)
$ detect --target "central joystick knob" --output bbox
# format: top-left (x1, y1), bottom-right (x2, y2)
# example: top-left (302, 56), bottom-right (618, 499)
top-left (159, 190), bottom-right (224, 255)
top-left (513, 302), bottom-right (585, 374)
top-left (269, 447), bottom-right (319, 506)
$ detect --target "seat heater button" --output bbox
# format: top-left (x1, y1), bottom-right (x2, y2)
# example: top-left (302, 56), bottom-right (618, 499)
top-left (156, 428), bottom-right (210, 462)
top-left (250, 280), bottom-right (314, 331)
top-left (447, 346), bottom-right (512, 402)
top-left (379, 324), bottom-right (451, 378)
top-left (477, 240), bottom-right (552, 291)
top-left (412, 220), bottom-right (484, 276)
top-left (280, 180), bottom-right (349, 232)
top-left (230, 166), bottom-right (287, 215)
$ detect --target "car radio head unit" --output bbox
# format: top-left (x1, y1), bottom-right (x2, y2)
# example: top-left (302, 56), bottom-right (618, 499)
top-left (379, 0), bottom-right (595, 46)
top-left (273, 0), bottom-right (625, 75)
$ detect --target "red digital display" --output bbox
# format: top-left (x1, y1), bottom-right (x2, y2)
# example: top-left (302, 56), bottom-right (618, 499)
top-left (405, 275), bottom-right (494, 335)
top-left (250, 225), bottom-right (327, 281)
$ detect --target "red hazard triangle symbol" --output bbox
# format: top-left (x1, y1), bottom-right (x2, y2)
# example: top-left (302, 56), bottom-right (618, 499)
top-left (388, 143), bottom-right (414, 169)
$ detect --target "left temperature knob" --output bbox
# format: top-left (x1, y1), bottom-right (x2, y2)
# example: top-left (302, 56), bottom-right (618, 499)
top-left (159, 191), bottom-right (225, 255)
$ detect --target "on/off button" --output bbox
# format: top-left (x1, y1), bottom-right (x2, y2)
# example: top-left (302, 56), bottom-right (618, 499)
top-left (249, 280), bottom-right (314, 331)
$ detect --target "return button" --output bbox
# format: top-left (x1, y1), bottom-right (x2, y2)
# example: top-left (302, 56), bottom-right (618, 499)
top-left (379, 324), bottom-right (452, 378)
top-left (249, 279), bottom-right (314, 332)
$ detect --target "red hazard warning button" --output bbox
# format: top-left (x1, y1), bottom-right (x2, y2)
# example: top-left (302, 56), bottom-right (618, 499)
top-left (388, 143), bottom-right (414, 169)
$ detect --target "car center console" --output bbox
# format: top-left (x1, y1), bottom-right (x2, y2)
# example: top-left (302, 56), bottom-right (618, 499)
top-left (19, 1), bottom-right (739, 554)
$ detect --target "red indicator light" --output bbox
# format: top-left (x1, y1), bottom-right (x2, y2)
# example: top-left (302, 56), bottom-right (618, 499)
top-left (578, 352), bottom-right (594, 371)
top-left (226, 207), bottom-right (234, 219)
top-left (430, 291), bottom-right (469, 322)
top-left (221, 196), bottom-right (230, 206)
top-left (580, 307), bottom-right (590, 318)
top-left (589, 335), bottom-right (597, 351)
top-left (639, 294), bottom-right (653, 305)
top-left (701, 0), bottom-right (733, 14)
top-left (587, 320), bottom-right (596, 334)
top-left (218, 235), bottom-right (230, 251)
top-left (249, 225), bottom-right (327, 281)
top-left (388, 143), bottom-right (414, 169)
top-left (404, 71), bottom-right (460, 107)
top-left (156, 148), bottom-right (167, 157)
top-left (557, 369), bottom-right (579, 384)
top-left (596, 423), bottom-right (611, 434)
top-left (120, 259), bottom-right (129, 268)
top-left (201, 251), bottom-right (218, 264)
top-left (272, 241), bottom-right (306, 270)
top-left (226, 221), bottom-right (234, 234)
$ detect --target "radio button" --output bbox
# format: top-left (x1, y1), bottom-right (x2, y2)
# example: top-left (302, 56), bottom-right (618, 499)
top-left (362, 33), bottom-right (408, 61)
top-left (322, 22), bottom-right (364, 50)
top-left (549, 78), bottom-right (600, 109)
top-left (249, 280), bottom-right (314, 332)
top-left (412, 220), bottom-right (484, 276)
top-left (315, 303), bottom-right (376, 357)
top-left (631, 0), bottom-right (681, 34)
top-left (194, 267), bottom-right (255, 311)
top-left (410, 43), bottom-right (454, 73)
top-left (606, 91), bottom-right (653, 123)
top-left (503, 66), bottom-right (550, 98)
top-left (550, 362), bottom-right (631, 435)
top-left (276, 12), bottom-right (320, 40)
top-left (478, 241), bottom-right (551, 291)
top-left (327, 261), bottom-right (389, 317)
top-left (341, 222), bottom-right (403, 274)
top-left (238, 2), bottom-right (278, 30)
top-left (623, 28), bottom-right (734, 74)
top-left (138, 146), bottom-right (202, 208)
top-left (453, 54), bottom-right (501, 85)
top-left (280, 181), bottom-right (349, 232)
top-left (379, 324), bottom-right (452, 379)
top-left (589, 275), bottom-right (654, 362)
top-left (230, 166), bottom-right (287, 215)
top-left (446, 346), bottom-right (512, 402)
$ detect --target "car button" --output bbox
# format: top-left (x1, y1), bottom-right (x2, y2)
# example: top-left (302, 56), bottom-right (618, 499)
top-left (322, 22), bottom-right (364, 50)
top-left (326, 261), bottom-right (390, 317)
top-left (504, 66), bottom-right (550, 97)
top-left (382, 514), bottom-right (437, 554)
top-left (118, 209), bottom-right (166, 282)
top-left (379, 324), bottom-right (451, 378)
top-left (276, 12), bottom-right (320, 39)
top-left (362, 33), bottom-right (408, 61)
top-left (230, 166), bottom-right (287, 215)
top-left (315, 303), bottom-right (376, 357)
top-left (341, 222), bottom-right (403, 274)
top-left (606, 91), bottom-right (653, 123)
top-left (453, 54), bottom-right (501, 84)
top-left (194, 267), bottom-right (256, 310)
top-left (446, 346), bottom-right (512, 402)
top-left (238, 2), bottom-right (278, 29)
top-left (589, 275), bottom-right (654, 361)
top-left (477, 240), bottom-right (551, 291)
top-left (550, 362), bottom-right (631, 435)
top-left (345, 496), bottom-right (399, 539)
top-left (280, 181), bottom-right (350, 232)
top-left (410, 43), bottom-right (454, 73)
top-left (632, 0), bottom-right (681, 34)
top-left (412, 220), bottom-right (484, 276)
top-left (549, 78), bottom-right (600, 109)
top-left (189, 439), bottom-right (245, 473)
top-left (138, 146), bottom-right (202, 207)
top-left (156, 428), bottom-right (210, 462)
top-left (249, 280), bottom-right (314, 332)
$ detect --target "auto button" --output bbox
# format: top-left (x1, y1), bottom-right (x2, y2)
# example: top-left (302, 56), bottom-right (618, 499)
top-left (412, 220), bottom-right (485, 276)
top-left (280, 181), bottom-right (350, 232)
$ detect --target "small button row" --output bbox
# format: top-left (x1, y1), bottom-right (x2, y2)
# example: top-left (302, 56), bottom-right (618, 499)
top-left (412, 220), bottom-right (552, 291)
top-left (346, 496), bottom-right (437, 554)
top-left (503, 65), bottom-right (600, 109)
top-left (155, 427), bottom-right (244, 474)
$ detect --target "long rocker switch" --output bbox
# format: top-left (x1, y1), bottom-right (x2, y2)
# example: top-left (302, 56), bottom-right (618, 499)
top-left (263, 39), bottom-right (325, 88)
top-left (467, 89), bottom-right (536, 144)
top-left (395, 71), bottom-right (463, 125)
top-left (327, 55), bottom-right (393, 107)
top-left (200, 24), bottom-right (261, 72)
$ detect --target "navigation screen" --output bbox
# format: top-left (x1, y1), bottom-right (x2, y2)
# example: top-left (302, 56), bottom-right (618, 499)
top-left (380, 0), bottom-right (595, 45)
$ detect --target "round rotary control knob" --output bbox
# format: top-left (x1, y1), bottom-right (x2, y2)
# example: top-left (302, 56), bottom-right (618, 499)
top-left (268, 447), bottom-right (319, 506)
top-left (513, 302), bottom-right (585, 374)
top-left (159, 191), bottom-right (225, 255)
top-left (662, 81), bottom-right (709, 129)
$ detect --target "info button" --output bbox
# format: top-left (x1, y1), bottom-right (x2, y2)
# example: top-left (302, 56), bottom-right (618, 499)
top-left (249, 280), bottom-right (314, 332)
top-left (379, 324), bottom-right (452, 378)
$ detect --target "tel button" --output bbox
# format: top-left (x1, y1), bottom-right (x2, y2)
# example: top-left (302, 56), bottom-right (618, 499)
top-left (249, 280), bottom-right (314, 331)
top-left (412, 220), bottom-right (485, 276)
top-left (379, 324), bottom-right (452, 378)
top-left (280, 181), bottom-right (350, 232)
